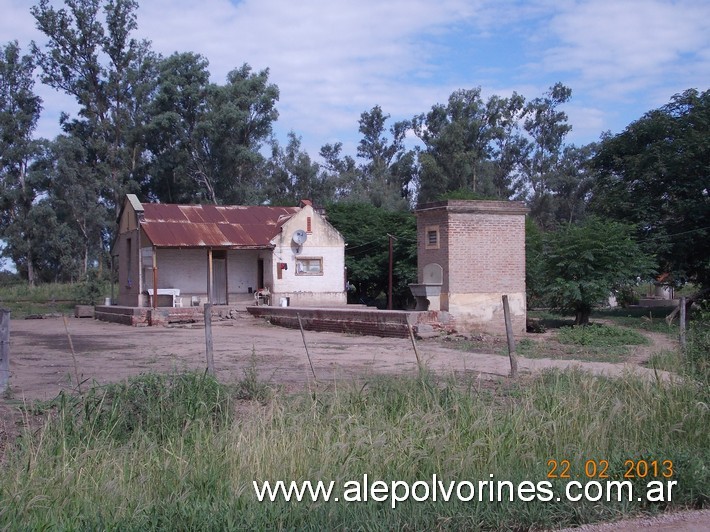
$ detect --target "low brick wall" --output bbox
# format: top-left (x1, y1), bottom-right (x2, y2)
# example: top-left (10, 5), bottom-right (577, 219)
top-left (247, 306), bottom-right (457, 338)
top-left (94, 305), bottom-right (150, 326)
top-left (95, 305), bottom-right (206, 326)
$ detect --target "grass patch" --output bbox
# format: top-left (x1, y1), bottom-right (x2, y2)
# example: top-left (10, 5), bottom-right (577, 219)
top-left (648, 350), bottom-right (684, 373)
top-left (594, 307), bottom-right (680, 336)
top-left (0, 369), bottom-right (707, 530)
top-left (0, 281), bottom-right (112, 318)
top-left (517, 337), bottom-right (630, 363)
top-left (557, 323), bottom-right (649, 347)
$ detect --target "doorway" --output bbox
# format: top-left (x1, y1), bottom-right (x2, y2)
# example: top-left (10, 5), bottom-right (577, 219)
top-left (211, 250), bottom-right (227, 304)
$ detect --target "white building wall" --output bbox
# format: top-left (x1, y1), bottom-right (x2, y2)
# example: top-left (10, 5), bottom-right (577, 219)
top-left (150, 248), bottom-right (207, 293)
top-left (227, 249), bottom-right (260, 294)
top-left (269, 206), bottom-right (346, 306)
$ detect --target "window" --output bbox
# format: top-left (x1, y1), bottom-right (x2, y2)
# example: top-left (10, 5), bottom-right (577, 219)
top-left (296, 257), bottom-right (323, 275)
top-left (425, 226), bottom-right (440, 249)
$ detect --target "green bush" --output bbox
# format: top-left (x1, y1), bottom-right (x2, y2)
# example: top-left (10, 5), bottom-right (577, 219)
top-left (686, 310), bottom-right (710, 381)
top-left (557, 323), bottom-right (649, 347)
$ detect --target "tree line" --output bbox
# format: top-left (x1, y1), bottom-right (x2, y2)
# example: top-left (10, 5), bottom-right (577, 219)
top-left (1, 0), bottom-right (707, 317)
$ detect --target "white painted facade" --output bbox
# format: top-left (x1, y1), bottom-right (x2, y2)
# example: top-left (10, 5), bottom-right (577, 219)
top-left (115, 196), bottom-right (346, 308)
top-left (267, 206), bottom-right (347, 306)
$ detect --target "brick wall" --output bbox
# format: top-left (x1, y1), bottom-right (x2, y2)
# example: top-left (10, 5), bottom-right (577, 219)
top-left (414, 200), bottom-right (528, 334)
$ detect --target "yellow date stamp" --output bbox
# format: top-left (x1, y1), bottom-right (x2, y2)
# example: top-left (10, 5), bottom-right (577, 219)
top-left (547, 459), bottom-right (674, 479)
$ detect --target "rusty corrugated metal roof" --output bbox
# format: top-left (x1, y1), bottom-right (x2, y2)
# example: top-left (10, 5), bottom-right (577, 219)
top-left (141, 203), bottom-right (300, 248)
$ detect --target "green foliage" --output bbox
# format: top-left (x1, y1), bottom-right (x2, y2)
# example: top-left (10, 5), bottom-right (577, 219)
top-left (0, 41), bottom-right (44, 285)
top-left (436, 187), bottom-right (499, 201)
top-left (525, 217), bottom-right (546, 308)
top-left (44, 372), bottom-right (231, 446)
top-left (73, 269), bottom-right (107, 305)
top-left (413, 88), bottom-right (527, 203)
top-left (592, 88), bottom-right (710, 288)
top-left (1, 370), bottom-right (707, 529)
top-left (325, 202), bottom-right (417, 308)
top-left (557, 323), bottom-right (649, 347)
top-left (541, 218), bottom-right (656, 325)
top-left (686, 309), bottom-right (710, 382)
top-left (235, 348), bottom-right (273, 402)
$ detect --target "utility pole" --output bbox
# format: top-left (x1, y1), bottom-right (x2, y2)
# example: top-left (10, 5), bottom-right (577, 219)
top-left (387, 234), bottom-right (396, 310)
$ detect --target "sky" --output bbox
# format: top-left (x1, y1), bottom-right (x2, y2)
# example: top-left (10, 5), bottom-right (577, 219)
top-left (1, 0), bottom-right (709, 158)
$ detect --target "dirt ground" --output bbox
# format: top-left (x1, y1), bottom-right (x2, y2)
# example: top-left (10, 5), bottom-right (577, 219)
top-left (2, 314), bottom-right (707, 530)
top-left (2, 312), bottom-right (675, 402)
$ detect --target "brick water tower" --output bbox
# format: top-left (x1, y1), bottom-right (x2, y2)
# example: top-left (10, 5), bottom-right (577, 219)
top-left (412, 200), bottom-right (528, 334)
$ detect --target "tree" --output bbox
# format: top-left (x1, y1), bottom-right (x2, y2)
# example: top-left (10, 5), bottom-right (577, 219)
top-left (185, 64), bottom-right (279, 204)
top-left (31, 0), bottom-right (157, 216)
top-left (318, 142), bottom-right (359, 201)
top-left (142, 52), bottom-right (210, 203)
top-left (325, 202), bottom-right (417, 308)
top-left (591, 89), bottom-right (710, 288)
top-left (540, 218), bottom-right (655, 325)
top-left (356, 105), bottom-right (415, 209)
top-left (519, 83), bottom-right (573, 227)
top-left (413, 88), bottom-right (526, 203)
top-left (47, 134), bottom-right (109, 275)
top-left (265, 132), bottom-right (333, 206)
top-left (0, 41), bottom-right (43, 285)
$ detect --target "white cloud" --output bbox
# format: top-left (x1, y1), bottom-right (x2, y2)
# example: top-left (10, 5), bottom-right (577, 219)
top-left (2, 0), bottom-right (708, 153)
top-left (541, 0), bottom-right (710, 99)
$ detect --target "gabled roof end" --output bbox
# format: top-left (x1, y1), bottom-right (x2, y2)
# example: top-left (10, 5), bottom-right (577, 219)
top-left (127, 194), bottom-right (143, 213)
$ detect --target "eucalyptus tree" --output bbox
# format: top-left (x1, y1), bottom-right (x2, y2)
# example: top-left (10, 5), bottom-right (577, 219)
top-left (142, 52), bottom-right (210, 203)
top-left (265, 132), bottom-right (333, 206)
top-left (197, 64), bottom-right (280, 205)
top-left (47, 134), bottom-right (109, 276)
top-left (356, 105), bottom-right (415, 209)
top-left (31, 0), bottom-right (158, 215)
top-left (412, 88), bottom-right (527, 203)
top-left (519, 82), bottom-right (573, 226)
top-left (318, 142), bottom-right (359, 201)
top-left (0, 41), bottom-right (43, 285)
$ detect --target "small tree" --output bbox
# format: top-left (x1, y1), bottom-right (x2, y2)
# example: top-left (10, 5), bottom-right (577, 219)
top-left (541, 218), bottom-right (654, 325)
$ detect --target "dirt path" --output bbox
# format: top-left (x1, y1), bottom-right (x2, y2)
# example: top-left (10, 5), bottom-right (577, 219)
top-left (2, 314), bottom-right (674, 402)
top-left (1, 315), bottom-right (703, 530)
top-left (557, 508), bottom-right (710, 531)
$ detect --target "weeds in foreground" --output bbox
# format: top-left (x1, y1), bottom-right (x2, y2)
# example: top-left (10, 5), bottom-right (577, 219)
top-left (0, 368), bottom-right (707, 530)
top-left (235, 348), bottom-right (273, 403)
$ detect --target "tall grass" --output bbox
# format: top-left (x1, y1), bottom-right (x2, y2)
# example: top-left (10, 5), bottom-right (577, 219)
top-left (0, 279), bottom-right (111, 317)
top-left (0, 369), bottom-right (707, 530)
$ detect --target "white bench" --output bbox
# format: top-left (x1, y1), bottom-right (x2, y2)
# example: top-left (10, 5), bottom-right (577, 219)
top-left (147, 288), bottom-right (181, 307)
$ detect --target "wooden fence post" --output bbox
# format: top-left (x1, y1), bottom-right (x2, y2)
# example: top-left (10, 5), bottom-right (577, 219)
top-left (0, 308), bottom-right (10, 394)
top-left (204, 303), bottom-right (215, 376)
top-left (502, 295), bottom-right (519, 378)
top-left (679, 296), bottom-right (687, 351)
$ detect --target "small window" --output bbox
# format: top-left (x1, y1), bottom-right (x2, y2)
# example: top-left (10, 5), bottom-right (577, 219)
top-left (296, 257), bottom-right (323, 275)
top-left (425, 226), bottom-right (440, 249)
top-left (306, 217), bottom-right (312, 233)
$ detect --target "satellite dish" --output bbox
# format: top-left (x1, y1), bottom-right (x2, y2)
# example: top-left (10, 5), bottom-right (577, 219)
top-left (292, 229), bottom-right (307, 245)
